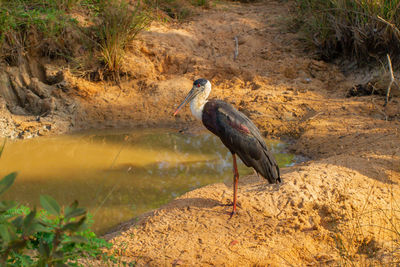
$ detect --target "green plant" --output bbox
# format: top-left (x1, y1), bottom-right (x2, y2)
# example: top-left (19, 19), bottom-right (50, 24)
top-left (0, 172), bottom-right (114, 266)
top-left (97, 0), bottom-right (151, 75)
top-left (143, 0), bottom-right (195, 21)
top-left (192, 0), bottom-right (210, 7)
top-left (0, 0), bottom-right (78, 62)
top-left (54, 0), bottom-right (82, 10)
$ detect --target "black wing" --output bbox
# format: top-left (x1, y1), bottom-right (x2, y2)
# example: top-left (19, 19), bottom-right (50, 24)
top-left (202, 100), bottom-right (280, 184)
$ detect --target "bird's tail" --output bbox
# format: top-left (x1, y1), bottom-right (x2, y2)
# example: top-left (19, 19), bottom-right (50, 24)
top-left (260, 150), bottom-right (281, 184)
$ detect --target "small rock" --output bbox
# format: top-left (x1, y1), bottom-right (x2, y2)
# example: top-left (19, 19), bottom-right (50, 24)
top-left (229, 240), bottom-right (239, 246)
top-left (172, 259), bottom-right (183, 266)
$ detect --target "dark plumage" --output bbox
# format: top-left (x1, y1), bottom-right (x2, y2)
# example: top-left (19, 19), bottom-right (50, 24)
top-left (202, 100), bottom-right (280, 184)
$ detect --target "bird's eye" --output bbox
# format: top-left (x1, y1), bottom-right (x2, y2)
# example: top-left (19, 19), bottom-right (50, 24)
top-left (197, 84), bottom-right (200, 87)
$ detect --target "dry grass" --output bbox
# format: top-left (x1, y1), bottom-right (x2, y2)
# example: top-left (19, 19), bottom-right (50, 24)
top-left (97, 0), bottom-right (150, 76)
top-left (332, 181), bottom-right (400, 265)
top-left (295, 0), bottom-right (400, 64)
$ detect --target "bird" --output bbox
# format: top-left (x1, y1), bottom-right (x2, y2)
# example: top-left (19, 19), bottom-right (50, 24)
top-left (173, 78), bottom-right (281, 216)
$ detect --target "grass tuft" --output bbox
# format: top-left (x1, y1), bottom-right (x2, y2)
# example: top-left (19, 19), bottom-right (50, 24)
top-left (295, 0), bottom-right (400, 63)
top-left (0, 1), bottom-right (76, 63)
top-left (97, 0), bottom-right (150, 76)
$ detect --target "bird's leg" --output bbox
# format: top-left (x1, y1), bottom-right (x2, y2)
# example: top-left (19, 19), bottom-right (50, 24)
top-left (230, 153), bottom-right (239, 218)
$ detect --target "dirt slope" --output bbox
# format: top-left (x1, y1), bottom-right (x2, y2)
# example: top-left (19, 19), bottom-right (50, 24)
top-left (64, 0), bottom-right (348, 136)
top-left (97, 1), bottom-right (400, 266)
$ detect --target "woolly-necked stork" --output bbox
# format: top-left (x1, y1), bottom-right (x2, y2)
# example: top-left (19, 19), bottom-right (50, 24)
top-left (174, 78), bottom-right (281, 216)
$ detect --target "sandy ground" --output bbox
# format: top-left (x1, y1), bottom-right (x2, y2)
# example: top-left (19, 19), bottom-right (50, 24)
top-left (93, 0), bottom-right (400, 266)
top-left (1, 0), bottom-right (399, 265)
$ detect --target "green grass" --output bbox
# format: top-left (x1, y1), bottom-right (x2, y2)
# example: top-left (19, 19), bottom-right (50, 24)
top-left (0, 0), bottom-right (77, 63)
top-left (144, 0), bottom-right (212, 22)
top-left (192, 0), bottom-right (210, 7)
top-left (0, 0), bottom-right (217, 78)
top-left (0, 0), bottom-right (151, 77)
top-left (295, 0), bottom-right (400, 63)
top-left (97, 0), bottom-right (150, 76)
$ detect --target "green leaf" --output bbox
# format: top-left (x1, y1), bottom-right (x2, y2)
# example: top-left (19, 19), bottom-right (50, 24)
top-left (32, 222), bottom-right (52, 233)
top-left (0, 224), bottom-right (11, 244)
top-left (0, 172), bottom-right (17, 195)
top-left (15, 254), bottom-right (34, 266)
top-left (38, 241), bottom-right (51, 258)
top-left (0, 138), bottom-right (6, 158)
top-left (23, 208), bottom-right (36, 227)
top-left (36, 219), bottom-right (53, 228)
top-left (6, 223), bottom-right (18, 241)
top-left (12, 215), bottom-right (24, 228)
top-left (40, 195), bottom-right (60, 216)
top-left (0, 200), bottom-right (18, 213)
top-left (9, 239), bottom-right (28, 251)
top-left (23, 208), bottom-right (37, 235)
top-left (68, 200), bottom-right (78, 210)
top-left (65, 207), bottom-right (86, 221)
top-left (62, 216), bottom-right (86, 232)
top-left (64, 235), bottom-right (88, 244)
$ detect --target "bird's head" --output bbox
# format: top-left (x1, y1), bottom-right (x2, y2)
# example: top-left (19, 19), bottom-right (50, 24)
top-left (173, 78), bottom-right (211, 116)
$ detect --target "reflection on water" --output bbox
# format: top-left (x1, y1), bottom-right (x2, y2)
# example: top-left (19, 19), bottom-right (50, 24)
top-left (0, 128), bottom-right (297, 234)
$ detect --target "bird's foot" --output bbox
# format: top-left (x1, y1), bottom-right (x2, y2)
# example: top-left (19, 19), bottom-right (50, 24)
top-left (228, 210), bottom-right (237, 219)
top-left (219, 201), bottom-right (241, 208)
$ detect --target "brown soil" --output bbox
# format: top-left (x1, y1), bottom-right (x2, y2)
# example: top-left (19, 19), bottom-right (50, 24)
top-left (1, 0), bottom-right (400, 266)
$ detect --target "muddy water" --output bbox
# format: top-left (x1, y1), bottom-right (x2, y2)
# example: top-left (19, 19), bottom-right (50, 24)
top-left (0, 128), bottom-right (297, 234)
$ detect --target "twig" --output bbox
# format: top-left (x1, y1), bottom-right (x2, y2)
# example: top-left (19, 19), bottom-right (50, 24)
top-left (306, 111), bottom-right (323, 122)
top-left (233, 36), bottom-right (239, 61)
top-left (377, 16), bottom-right (400, 39)
top-left (385, 54), bottom-right (395, 106)
top-left (93, 135), bottom-right (129, 216)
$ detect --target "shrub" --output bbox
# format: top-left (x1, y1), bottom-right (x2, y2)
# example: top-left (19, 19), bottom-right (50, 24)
top-left (0, 0), bottom-right (78, 63)
top-left (0, 0), bottom-right (150, 79)
top-left (143, 0), bottom-right (213, 22)
top-left (0, 172), bottom-right (114, 266)
top-left (96, 0), bottom-right (151, 76)
top-left (295, 0), bottom-right (400, 63)
top-left (0, 0), bottom-right (83, 65)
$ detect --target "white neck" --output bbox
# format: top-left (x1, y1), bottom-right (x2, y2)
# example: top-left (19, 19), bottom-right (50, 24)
top-left (190, 80), bottom-right (211, 121)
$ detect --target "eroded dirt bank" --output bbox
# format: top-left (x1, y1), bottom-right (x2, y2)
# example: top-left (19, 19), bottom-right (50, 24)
top-left (1, 0), bottom-right (399, 265)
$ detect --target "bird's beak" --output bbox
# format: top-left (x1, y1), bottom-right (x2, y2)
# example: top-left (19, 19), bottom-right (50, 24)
top-left (173, 86), bottom-right (199, 116)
